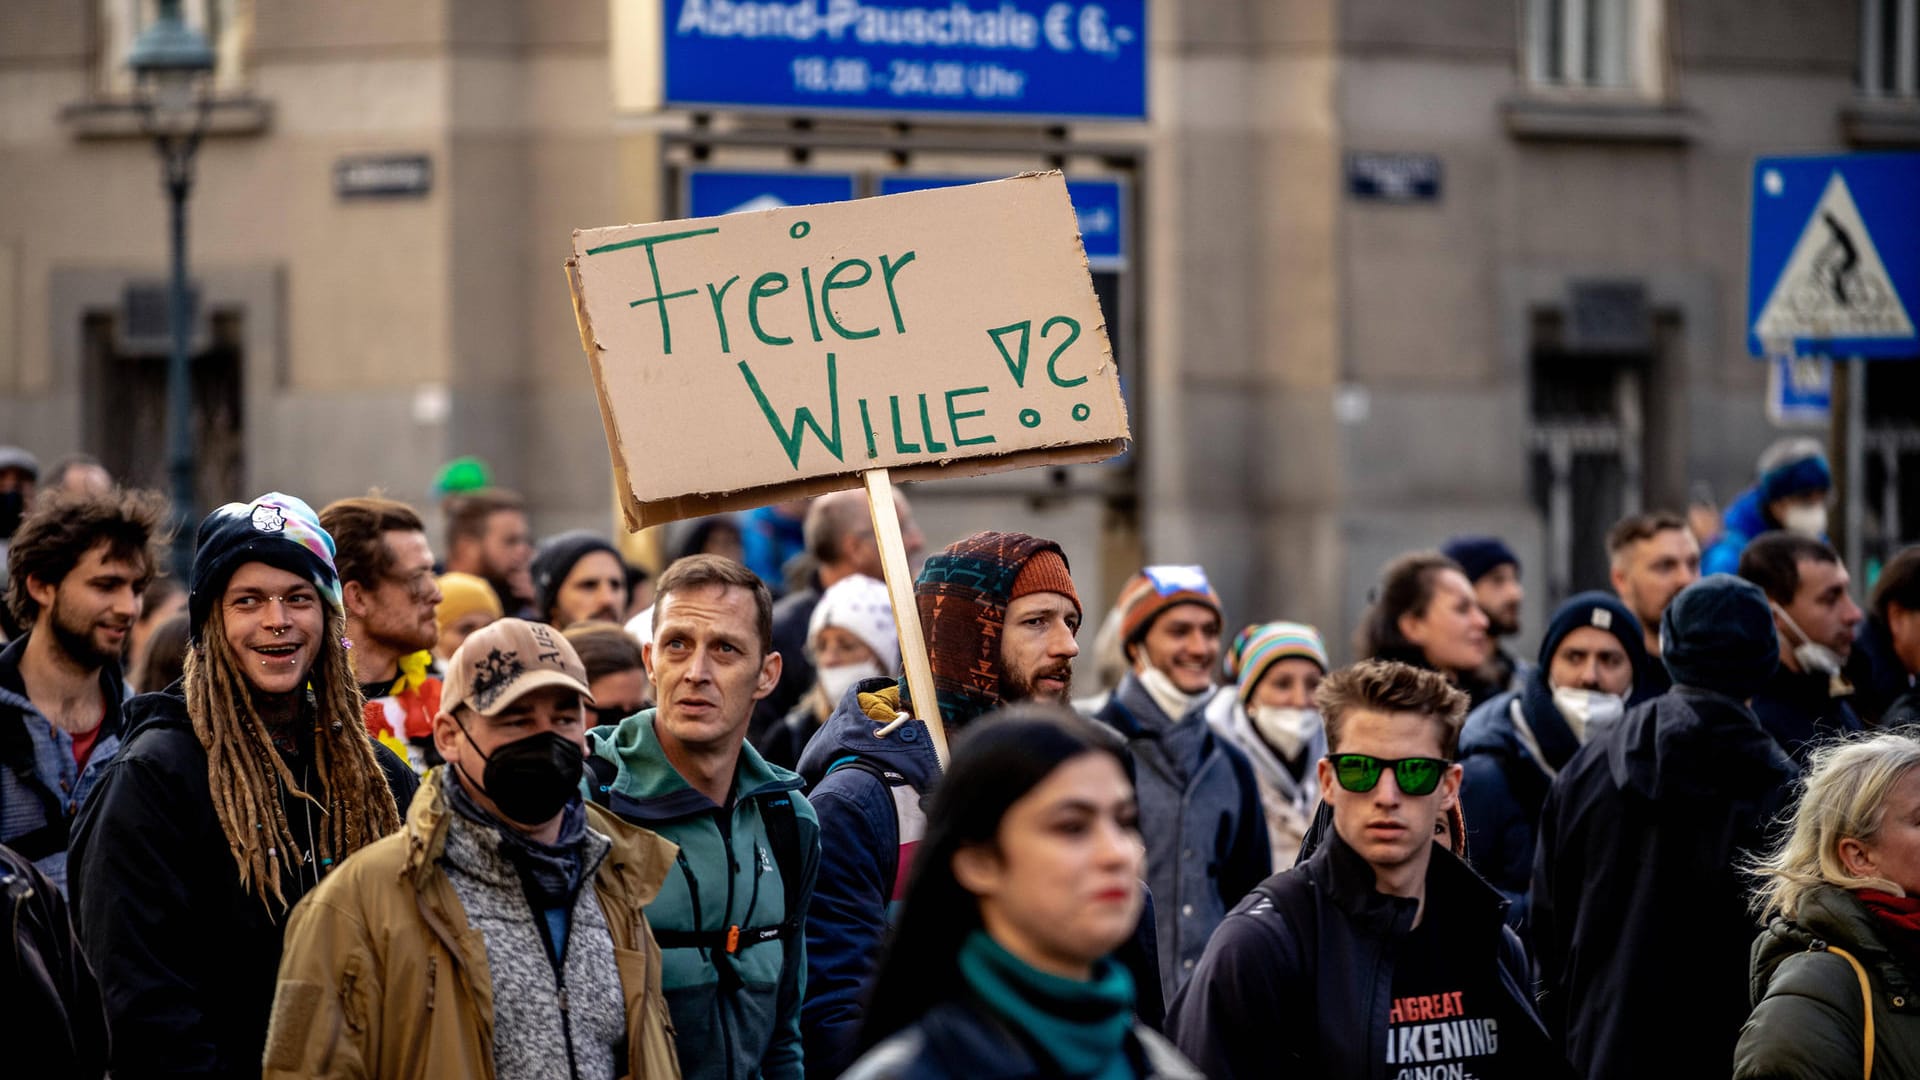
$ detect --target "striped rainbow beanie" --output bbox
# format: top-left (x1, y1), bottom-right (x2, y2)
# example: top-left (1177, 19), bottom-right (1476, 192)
top-left (1227, 621), bottom-right (1330, 706)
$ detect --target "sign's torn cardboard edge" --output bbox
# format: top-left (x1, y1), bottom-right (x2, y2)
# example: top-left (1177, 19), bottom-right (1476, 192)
top-left (567, 256), bottom-right (648, 532)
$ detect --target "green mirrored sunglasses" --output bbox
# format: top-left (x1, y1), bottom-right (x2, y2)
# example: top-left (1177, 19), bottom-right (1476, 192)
top-left (1330, 753), bottom-right (1449, 797)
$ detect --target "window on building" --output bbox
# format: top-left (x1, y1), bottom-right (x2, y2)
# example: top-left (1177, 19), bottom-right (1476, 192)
top-left (1862, 0), bottom-right (1920, 99)
top-left (1525, 0), bottom-right (1667, 96)
top-left (95, 0), bottom-right (251, 99)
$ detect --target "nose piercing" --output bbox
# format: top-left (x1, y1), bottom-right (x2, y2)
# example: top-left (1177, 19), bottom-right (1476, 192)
top-left (272, 626), bottom-right (287, 636)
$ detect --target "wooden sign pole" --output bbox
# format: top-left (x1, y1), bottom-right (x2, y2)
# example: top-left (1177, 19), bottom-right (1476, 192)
top-left (863, 468), bottom-right (949, 770)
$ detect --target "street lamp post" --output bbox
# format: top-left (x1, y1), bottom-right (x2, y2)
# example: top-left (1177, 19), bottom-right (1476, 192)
top-left (128, 0), bottom-right (215, 578)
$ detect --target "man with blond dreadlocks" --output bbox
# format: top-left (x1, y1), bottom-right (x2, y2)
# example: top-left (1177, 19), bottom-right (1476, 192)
top-left (69, 492), bottom-right (417, 1079)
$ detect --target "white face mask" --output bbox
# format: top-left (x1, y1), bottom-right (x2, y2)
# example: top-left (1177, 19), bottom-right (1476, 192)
top-left (1550, 686), bottom-right (1625, 742)
top-left (816, 661), bottom-right (883, 708)
top-left (1781, 502), bottom-right (1828, 538)
top-left (1771, 602), bottom-right (1851, 690)
top-left (1249, 706), bottom-right (1321, 762)
top-left (1138, 665), bottom-right (1210, 721)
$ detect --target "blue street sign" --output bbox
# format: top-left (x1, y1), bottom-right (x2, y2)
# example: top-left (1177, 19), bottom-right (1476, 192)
top-left (879, 175), bottom-right (1127, 266)
top-left (1767, 355), bottom-right (1832, 426)
top-left (662, 1), bottom-right (1147, 121)
top-left (1747, 153), bottom-right (1920, 359)
top-left (686, 171), bottom-right (857, 218)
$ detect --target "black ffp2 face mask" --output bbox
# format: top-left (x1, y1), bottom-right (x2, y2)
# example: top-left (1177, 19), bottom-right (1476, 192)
top-left (455, 723), bottom-right (586, 827)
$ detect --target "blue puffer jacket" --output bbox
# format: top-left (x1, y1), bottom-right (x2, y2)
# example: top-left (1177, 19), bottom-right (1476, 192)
top-left (1703, 487), bottom-right (1772, 576)
top-left (794, 677), bottom-right (941, 1080)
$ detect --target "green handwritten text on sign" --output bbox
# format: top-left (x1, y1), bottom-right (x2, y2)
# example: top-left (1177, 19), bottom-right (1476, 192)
top-left (566, 172), bottom-right (1130, 529)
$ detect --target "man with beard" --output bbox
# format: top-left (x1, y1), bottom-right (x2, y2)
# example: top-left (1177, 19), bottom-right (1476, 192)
top-left (1442, 535), bottom-right (1528, 703)
top-left (1740, 533), bottom-right (1865, 766)
top-left (322, 497), bottom-right (445, 773)
top-left (444, 487), bottom-right (536, 617)
top-left (70, 492), bottom-right (417, 1079)
top-left (1091, 565), bottom-right (1269, 1001)
top-left (530, 531), bottom-right (628, 631)
top-left (1607, 510), bottom-right (1701, 698)
top-left (794, 531), bottom-right (1087, 1079)
top-left (1, 488), bottom-right (165, 890)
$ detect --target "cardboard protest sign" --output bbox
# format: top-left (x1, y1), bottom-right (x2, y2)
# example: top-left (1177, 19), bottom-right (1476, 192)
top-left (566, 171), bottom-right (1130, 529)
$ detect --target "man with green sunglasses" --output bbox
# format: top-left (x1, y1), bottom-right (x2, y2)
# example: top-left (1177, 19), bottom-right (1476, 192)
top-left (1167, 659), bottom-right (1562, 1079)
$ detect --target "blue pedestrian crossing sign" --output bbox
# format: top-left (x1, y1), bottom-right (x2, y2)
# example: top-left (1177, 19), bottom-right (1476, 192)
top-left (1747, 153), bottom-right (1920, 359)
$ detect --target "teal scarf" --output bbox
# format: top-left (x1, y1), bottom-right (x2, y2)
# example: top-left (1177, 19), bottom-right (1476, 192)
top-left (956, 930), bottom-right (1137, 1080)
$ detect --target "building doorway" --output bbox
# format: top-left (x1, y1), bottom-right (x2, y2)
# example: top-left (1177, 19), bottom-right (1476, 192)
top-left (83, 304), bottom-right (246, 508)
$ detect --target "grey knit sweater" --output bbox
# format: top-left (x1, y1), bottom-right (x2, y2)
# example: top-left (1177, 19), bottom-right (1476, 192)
top-left (442, 810), bottom-right (628, 1080)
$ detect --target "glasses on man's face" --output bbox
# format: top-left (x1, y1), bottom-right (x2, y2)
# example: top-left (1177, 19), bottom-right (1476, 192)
top-left (1329, 753), bottom-right (1450, 797)
top-left (386, 569), bottom-right (438, 602)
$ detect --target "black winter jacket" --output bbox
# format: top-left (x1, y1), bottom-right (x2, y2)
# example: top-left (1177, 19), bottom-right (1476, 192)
top-left (68, 688), bottom-right (417, 1079)
top-left (1533, 685), bottom-right (1798, 1080)
top-left (1751, 664), bottom-right (1863, 767)
top-left (1735, 884), bottom-right (1920, 1080)
top-left (2, 842), bottom-right (107, 1079)
top-left (1166, 828), bottom-right (1558, 1080)
top-left (844, 995), bottom-right (1200, 1080)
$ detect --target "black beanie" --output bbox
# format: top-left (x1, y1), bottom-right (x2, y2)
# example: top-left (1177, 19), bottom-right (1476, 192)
top-left (530, 530), bottom-right (623, 623)
top-left (1538, 591), bottom-right (1650, 701)
top-left (1440, 535), bottom-right (1519, 583)
top-left (1659, 574), bottom-right (1780, 700)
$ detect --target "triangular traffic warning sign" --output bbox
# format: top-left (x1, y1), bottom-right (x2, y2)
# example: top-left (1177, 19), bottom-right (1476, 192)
top-left (1754, 171), bottom-right (1915, 343)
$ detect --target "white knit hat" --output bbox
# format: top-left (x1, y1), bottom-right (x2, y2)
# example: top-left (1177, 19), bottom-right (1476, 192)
top-left (808, 574), bottom-right (900, 672)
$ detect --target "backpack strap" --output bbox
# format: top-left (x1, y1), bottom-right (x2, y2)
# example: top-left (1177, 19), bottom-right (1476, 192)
top-left (759, 787), bottom-right (804, 940)
top-left (1822, 942), bottom-right (1875, 1080)
top-left (821, 755), bottom-right (919, 898)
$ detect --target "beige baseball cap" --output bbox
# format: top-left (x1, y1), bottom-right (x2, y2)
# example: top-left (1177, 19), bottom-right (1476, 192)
top-left (442, 618), bottom-right (595, 716)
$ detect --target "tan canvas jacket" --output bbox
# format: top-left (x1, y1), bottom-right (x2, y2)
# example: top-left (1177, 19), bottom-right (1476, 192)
top-left (263, 768), bottom-right (683, 1079)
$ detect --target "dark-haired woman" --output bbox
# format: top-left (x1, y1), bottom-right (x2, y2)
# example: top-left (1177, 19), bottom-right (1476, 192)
top-left (844, 706), bottom-right (1201, 1080)
top-left (1358, 551), bottom-right (1494, 703)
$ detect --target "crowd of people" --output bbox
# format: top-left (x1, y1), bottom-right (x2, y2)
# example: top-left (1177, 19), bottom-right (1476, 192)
top-left (2, 433), bottom-right (1919, 1080)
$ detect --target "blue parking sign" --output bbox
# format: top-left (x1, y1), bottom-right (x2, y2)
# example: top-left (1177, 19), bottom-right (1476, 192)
top-left (879, 175), bottom-right (1126, 267)
top-left (1766, 355), bottom-right (1832, 425)
top-left (1747, 153), bottom-right (1920, 359)
top-left (686, 171), bottom-right (858, 218)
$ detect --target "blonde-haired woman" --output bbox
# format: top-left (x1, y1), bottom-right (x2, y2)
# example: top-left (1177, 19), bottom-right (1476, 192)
top-left (1735, 731), bottom-right (1920, 1079)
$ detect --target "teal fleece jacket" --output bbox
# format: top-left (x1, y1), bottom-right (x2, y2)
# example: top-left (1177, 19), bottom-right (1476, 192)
top-left (587, 711), bottom-right (820, 1080)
